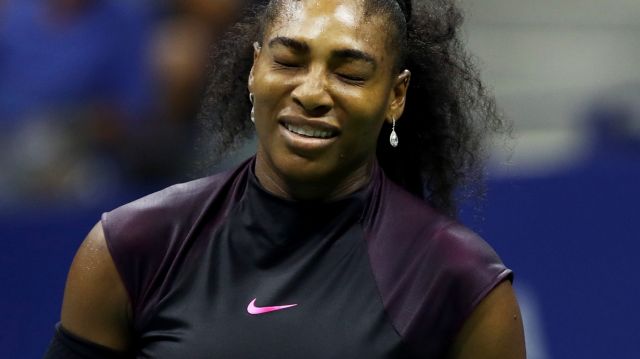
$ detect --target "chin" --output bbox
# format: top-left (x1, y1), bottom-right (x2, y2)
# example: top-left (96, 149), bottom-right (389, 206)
top-left (257, 138), bottom-right (372, 195)
top-left (274, 152), bottom-right (338, 184)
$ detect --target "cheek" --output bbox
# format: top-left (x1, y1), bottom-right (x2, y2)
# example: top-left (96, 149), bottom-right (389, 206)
top-left (335, 90), bottom-right (388, 139)
top-left (337, 111), bottom-right (386, 160)
top-left (252, 74), bottom-right (290, 139)
top-left (254, 72), bottom-right (288, 108)
top-left (344, 118), bottom-right (385, 151)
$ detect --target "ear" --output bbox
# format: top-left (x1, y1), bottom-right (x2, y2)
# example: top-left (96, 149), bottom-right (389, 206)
top-left (248, 42), bottom-right (262, 93)
top-left (385, 70), bottom-right (411, 124)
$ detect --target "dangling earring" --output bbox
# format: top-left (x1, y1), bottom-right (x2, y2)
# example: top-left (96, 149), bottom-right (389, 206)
top-left (390, 117), bottom-right (399, 148)
top-left (249, 93), bottom-right (255, 123)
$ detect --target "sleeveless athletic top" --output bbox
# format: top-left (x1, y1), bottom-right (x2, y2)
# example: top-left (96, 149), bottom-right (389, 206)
top-left (102, 157), bottom-right (512, 358)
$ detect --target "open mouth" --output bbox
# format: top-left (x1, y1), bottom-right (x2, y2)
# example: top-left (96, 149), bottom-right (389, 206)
top-left (283, 122), bottom-right (338, 139)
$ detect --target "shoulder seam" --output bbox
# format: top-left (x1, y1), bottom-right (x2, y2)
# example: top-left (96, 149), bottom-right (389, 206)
top-left (100, 215), bottom-right (137, 323)
top-left (358, 222), bottom-right (407, 344)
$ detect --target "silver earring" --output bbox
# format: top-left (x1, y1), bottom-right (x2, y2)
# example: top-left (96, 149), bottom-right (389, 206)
top-left (390, 117), bottom-right (399, 148)
top-left (249, 93), bottom-right (255, 123)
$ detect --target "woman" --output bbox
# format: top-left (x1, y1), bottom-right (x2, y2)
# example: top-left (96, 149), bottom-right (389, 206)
top-left (46, 0), bottom-right (525, 358)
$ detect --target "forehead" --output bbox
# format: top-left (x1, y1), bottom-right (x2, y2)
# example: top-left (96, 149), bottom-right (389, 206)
top-left (266, 0), bottom-right (390, 60)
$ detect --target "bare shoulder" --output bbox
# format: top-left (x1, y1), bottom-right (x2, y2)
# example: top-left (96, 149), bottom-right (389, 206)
top-left (60, 222), bottom-right (133, 351)
top-left (448, 281), bottom-right (526, 359)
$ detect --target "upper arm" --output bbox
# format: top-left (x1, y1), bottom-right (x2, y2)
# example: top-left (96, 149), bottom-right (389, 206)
top-left (60, 222), bottom-right (133, 351)
top-left (448, 281), bottom-right (526, 359)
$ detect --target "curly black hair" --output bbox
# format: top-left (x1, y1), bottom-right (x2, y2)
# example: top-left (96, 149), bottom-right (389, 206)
top-left (197, 0), bottom-right (507, 216)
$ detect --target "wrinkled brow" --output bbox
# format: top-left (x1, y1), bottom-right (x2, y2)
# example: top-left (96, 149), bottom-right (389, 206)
top-left (269, 37), bottom-right (309, 53)
top-left (332, 48), bottom-right (376, 67)
top-left (268, 36), bottom-right (377, 67)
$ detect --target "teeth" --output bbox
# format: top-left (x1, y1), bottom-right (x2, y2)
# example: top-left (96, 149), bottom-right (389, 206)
top-left (285, 123), bottom-right (334, 139)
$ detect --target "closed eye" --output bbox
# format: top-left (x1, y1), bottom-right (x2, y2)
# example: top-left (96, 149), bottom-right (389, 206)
top-left (337, 73), bottom-right (366, 85)
top-left (273, 60), bottom-right (301, 69)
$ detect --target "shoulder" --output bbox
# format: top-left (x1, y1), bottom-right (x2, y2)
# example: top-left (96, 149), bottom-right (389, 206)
top-left (365, 173), bottom-right (505, 270)
top-left (368, 172), bottom-right (507, 269)
top-left (60, 223), bottom-right (133, 351)
top-left (102, 161), bottom-right (249, 245)
top-left (363, 173), bottom-right (513, 357)
top-left (449, 281), bottom-right (526, 359)
top-left (100, 159), bottom-right (252, 320)
top-left (432, 222), bottom-right (512, 292)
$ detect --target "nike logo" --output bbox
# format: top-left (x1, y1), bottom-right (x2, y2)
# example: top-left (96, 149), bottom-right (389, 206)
top-left (247, 298), bottom-right (298, 315)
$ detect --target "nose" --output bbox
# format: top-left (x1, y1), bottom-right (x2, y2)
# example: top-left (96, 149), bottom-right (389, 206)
top-left (291, 67), bottom-right (333, 117)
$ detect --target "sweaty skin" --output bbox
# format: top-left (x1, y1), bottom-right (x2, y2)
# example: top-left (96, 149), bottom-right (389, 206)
top-left (249, 0), bottom-right (410, 201)
top-left (60, 223), bottom-right (132, 351)
top-left (58, 1), bottom-right (525, 357)
top-left (61, 222), bottom-right (525, 358)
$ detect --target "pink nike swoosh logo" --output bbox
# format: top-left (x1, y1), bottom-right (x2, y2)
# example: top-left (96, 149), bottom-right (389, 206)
top-left (247, 298), bottom-right (298, 315)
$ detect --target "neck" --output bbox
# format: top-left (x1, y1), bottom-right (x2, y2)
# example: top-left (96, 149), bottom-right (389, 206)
top-left (254, 153), bottom-right (374, 202)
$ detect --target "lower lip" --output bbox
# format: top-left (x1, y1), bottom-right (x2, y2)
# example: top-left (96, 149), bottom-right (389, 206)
top-left (279, 123), bottom-right (338, 153)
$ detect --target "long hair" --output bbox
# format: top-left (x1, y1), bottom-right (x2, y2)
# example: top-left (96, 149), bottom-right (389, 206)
top-left (196, 0), bottom-right (508, 216)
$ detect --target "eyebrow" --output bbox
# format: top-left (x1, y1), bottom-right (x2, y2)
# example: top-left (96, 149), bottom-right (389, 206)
top-left (332, 49), bottom-right (376, 67)
top-left (268, 36), bottom-right (377, 67)
top-left (269, 36), bottom-right (309, 53)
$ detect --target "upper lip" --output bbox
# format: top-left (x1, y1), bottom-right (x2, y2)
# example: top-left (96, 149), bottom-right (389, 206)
top-left (278, 115), bottom-right (341, 136)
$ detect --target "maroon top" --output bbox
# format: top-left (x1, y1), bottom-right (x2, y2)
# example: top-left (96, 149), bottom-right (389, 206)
top-left (102, 157), bottom-right (512, 358)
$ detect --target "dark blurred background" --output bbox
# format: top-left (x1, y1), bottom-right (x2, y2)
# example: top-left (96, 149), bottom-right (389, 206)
top-left (0, 0), bottom-right (638, 358)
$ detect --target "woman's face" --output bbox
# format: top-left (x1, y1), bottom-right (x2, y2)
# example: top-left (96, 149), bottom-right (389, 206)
top-left (250, 0), bottom-right (409, 198)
